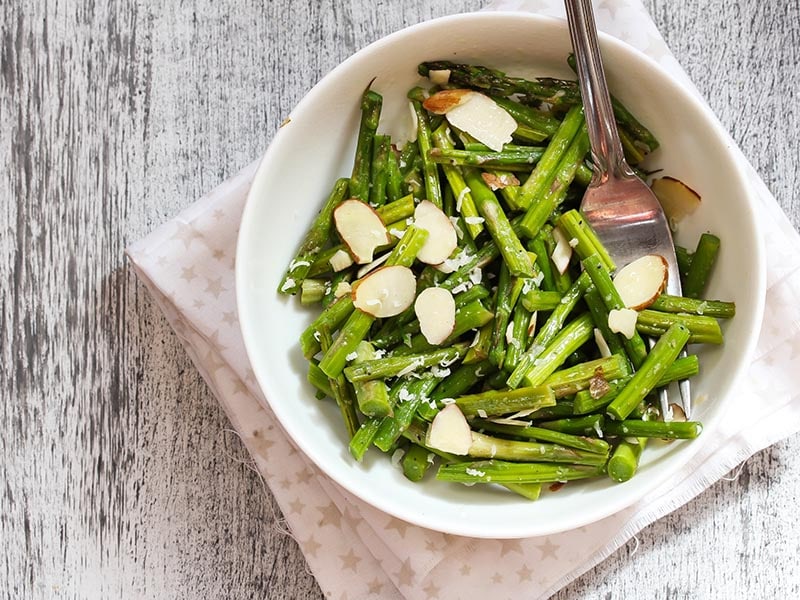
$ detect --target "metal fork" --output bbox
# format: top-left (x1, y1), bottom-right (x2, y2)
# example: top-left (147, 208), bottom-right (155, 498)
top-left (564, 0), bottom-right (691, 418)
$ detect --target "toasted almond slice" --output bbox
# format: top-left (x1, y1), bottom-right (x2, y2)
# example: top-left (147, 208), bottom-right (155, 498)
top-left (414, 200), bottom-right (458, 264)
top-left (351, 265), bottom-right (416, 318)
top-left (414, 287), bottom-right (456, 345)
top-left (613, 254), bottom-right (668, 310)
top-left (428, 69), bottom-right (451, 85)
top-left (651, 176), bottom-right (701, 225)
top-left (422, 89), bottom-right (474, 114)
top-left (550, 226), bottom-right (572, 275)
top-left (444, 92), bottom-right (516, 152)
top-left (356, 251), bottom-right (391, 279)
top-left (608, 308), bottom-right (638, 339)
top-left (329, 248), bottom-right (354, 272)
top-left (334, 199), bottom-right (390, 264)
top-left (594, 328), bottom-right (612, 358)
top-left (425, 404), bottom-right (472, 455)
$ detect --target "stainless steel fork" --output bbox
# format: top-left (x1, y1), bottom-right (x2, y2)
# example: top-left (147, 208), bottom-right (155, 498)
top-left (565, 0), bottom-right (691, 418)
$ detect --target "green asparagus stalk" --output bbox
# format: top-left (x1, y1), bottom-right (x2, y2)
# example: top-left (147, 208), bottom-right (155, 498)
top-left (582, 254), bottom-right (648, 368)
top-left (408, 88), bottom-right (443, 208)
top-left (454, 385), bottom-right (556, 418)
top-left (519, 126), bottom-right (590, 238)
top-left (344, 343), bottom-right (468, 383)
top-left (635, 310), bottom-right (723, 344)
top-left (520, 289), bottom-right (563, 312)
top-left (583, 286), bottom-right (627, 359)
top-left (300, 295), bottom-right (354, 359)
top-left (537, 414), bottom-right (604, 436)
top-left (603, 419), bottom-right (703, 439)
top-left (463, 168), bottom-right (536, 277)
top-left (300, 278), bottom-right (327, 304)
top-left (307, 361), bottom-right (334, 399)
top-left (515, 104), bottom-right (585, 213)
top-left (488, 265), bottom-right (522, 368)
top-left (436, 460), bottom-right (603, 484)
top-left (556, 209), bottom-right (616, 272)
top-left (474, 420), bottom-right (610, 454)
top-left (350, 89), bottom-right (382, 201)
top-left (503, 303), bottom-right (534, 372)
top-left (352, 342), bottom-right (393, 418)
top-left (468, 432), bottom-right (608, 466)
top-left (683, 233), bottom-right (721, 299)
top-left (607, 437), bottom-right (646, 482)
top-left (431, 360), bottom-right (494, 400)
top-left (650, 294), bottom-right (735, 319)
top-left (431, 123), bottom-right (483, 238)
top-left (543, 354), bottom-right (631, 399)
top-left (509, 312), bottom-right (595, 388)
top-left (278, 178), bottom-right (349, 295)
top-left (369, 134), bottom-right (390, 206)
top-left (317, 329), bottom-right (360, 439)
top-left (428, 146), bottom-right (545, 169)
top-left (401, 444), bottom-right (434, 482)
top-left (606, 323), bottom-right (691, 420)
top-left (373, 375), bottom-right (439, 452)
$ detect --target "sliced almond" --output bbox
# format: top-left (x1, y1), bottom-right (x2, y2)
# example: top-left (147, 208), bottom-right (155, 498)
top-left (594, 328), bottom-right (612, 358)
top-left (444, 92), bottom-right (517, 152)
top-left (356, 251), bottom-right (391, 279)
top-left (414, 200), bottom-right (458, 265)
top-left (550, 226), bottom-right (572, 275)
top-left (651, 176), bottom-right (701, 225)
top-left (352, 265), bottom-right (417, 318)
top-left (613, 254), bottom-right (668, 310)
top-left (608, 308), bottom-right (638, 339)
top-left (414, 287), bottom-right (456, 345)
top-left (329, 248), bottom-right (354, 272)
top-left (422, 89), bottom-right (474, 114)
top-left (333, 199), bottom-right (390, 264)
top-left (425, 404), bottom-right (472, 455)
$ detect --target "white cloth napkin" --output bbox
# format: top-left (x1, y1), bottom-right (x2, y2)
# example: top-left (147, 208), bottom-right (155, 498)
top-left (126, 1), bottom-right (800, 598)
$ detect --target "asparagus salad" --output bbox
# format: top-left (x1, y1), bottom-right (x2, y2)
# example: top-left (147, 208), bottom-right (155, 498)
top-left (278, 60), bottom-right (734, 499)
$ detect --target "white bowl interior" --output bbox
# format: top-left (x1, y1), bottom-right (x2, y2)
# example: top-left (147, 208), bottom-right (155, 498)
top-left (236, 12), bottom-right (765, 538)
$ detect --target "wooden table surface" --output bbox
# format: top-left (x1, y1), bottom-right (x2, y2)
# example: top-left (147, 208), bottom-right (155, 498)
top-left (3, 0), bottom-right (798, 598)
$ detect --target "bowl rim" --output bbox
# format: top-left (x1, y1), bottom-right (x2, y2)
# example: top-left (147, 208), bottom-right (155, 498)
top-left (236, 10), bottom-right (766, 538)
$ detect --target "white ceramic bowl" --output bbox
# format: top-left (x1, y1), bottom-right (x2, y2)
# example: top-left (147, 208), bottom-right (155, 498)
top-left (236, 12), bottom-right (765, 538)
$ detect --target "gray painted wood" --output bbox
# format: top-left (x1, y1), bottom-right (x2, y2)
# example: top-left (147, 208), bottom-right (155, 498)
top-left (1, 1), bottom-right (797, 598)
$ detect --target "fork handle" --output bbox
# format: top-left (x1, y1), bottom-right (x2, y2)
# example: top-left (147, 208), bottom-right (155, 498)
top-left (565, 0), bottom-right (632, 181)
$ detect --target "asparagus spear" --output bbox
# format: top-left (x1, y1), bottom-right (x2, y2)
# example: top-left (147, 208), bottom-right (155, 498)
top-left (402, 444), bottom-right (434, 482)
top-left (428, 146), bottom-right (544, 170)
top-left (278, 178), bottom-right (349, 295)
top-left (603, 419), bottom-right (703, 439)
top-left (582, 254), bottom-right (648, 368)
top-left (556, 209), bottom-right (616, 272)
top-left (463, 168), bottom-right (536, 277)
top-left (351, 341), bottom-right (393, 418)
top-left (437, 460), bottom-right (603, 484)
top-left (650, 294), bottom-right (735, 319)
top-left (509, 312), bottom-right (595, 388)
top-left (607, 438), bottom-right (646, 482)
top-left (350, 89), bottom-right (382, 201)
top-left (408, 88), bottom-right (443, 208)
top-left (519, 125), bottom-right (591, 238)
top-left (474, 420), bottom-right (610, 454)
top-left (430, 123), bottom-right (484, 238)
top-left (635, 309), bottom-right (723, 344)
top-left (468, 432), bottom-right (608, 466)
top-left (606, 323), bottom-right (691, 420)
top-left (516, 104), bottom-right (585, 214)
top-left (684, 233), bottom-right (721, 299)
top-left (453, 385), bottom-right (555, 418)
top-left (537, 414), bottom-right (604, 436)
top-left (369, 134), bottom-right (390, 206)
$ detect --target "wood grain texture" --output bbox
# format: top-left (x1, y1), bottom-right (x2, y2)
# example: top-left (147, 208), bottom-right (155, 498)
top-left (1, 1), bottom-right (798, 599)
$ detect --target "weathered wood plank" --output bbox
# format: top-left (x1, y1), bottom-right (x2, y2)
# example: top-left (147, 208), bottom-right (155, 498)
top-left (1, 1), bottom-right (797, 599)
